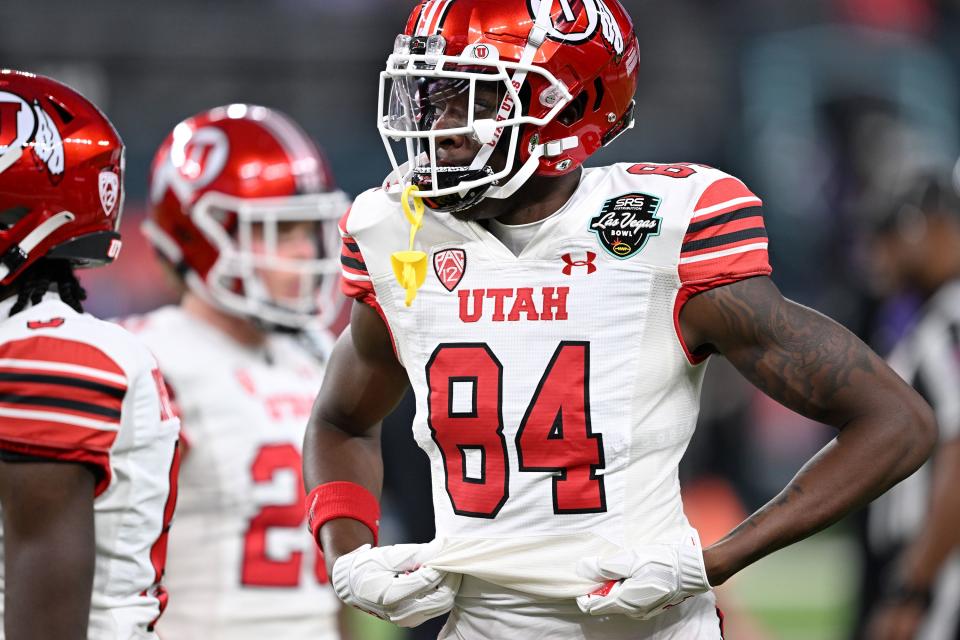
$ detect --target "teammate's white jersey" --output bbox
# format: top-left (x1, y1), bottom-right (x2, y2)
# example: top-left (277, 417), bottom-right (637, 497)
top-left (0, 293), bottom-right (180, 639)
top-left (127, 306), bottom-right (339, 640)
top-left (341, 162), bottom-right (770, 599)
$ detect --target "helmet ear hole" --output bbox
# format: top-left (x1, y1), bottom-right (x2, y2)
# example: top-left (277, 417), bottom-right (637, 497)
top-left (557, 90), bottom-right (589, 126)
top-left (592, 77), bottom-right (606, 111)
top-left (0, 206), bottom-right (30, 231)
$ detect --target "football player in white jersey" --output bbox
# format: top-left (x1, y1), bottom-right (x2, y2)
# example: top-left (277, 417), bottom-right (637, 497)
top-left (134, 105), bottom-right (350, 640)
top-left (0, 71), bottom-right (180, 639)
top-left (303, 1), bottom-right (937, 638)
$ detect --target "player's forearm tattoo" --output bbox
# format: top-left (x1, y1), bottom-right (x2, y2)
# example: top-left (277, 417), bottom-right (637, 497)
top-left (699, 278), bottom-right (879, 424)
top-left (725, 483), bottom-right (805, 536)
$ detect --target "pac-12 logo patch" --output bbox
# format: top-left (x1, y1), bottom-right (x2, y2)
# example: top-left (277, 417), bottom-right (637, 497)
top-left (589, 192), bottom-right (662, 259)
top-left (98, 170), bottom-right (119, 216)
top-left (433, 248), bottom-right (466, 291)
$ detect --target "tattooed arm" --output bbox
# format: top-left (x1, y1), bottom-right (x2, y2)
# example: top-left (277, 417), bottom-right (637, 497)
top-left (679, 276), bottom-right (936, 585)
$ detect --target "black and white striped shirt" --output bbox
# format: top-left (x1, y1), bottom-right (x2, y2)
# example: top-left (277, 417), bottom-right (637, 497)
top-left (868, 279), bottom-right (960, 639)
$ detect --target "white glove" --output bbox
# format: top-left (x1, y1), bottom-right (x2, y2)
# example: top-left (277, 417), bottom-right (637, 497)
top-left (576, 527), bottom-right (711, 620)
top-left (331, 541), bottom-right (461, 628)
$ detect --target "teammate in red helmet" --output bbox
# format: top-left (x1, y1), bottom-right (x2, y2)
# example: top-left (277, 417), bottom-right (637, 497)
top-left (0, 70), bottom-right (180, 639)
top-left (304, 2), bottom-right (936, 637)
top-left (133, 104), bottom-right (349, 639)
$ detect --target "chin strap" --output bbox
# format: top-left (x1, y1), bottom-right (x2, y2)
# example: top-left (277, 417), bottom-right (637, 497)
top-left (391, 185), bottom-right (428, 307)
top-left (0, 211), bottom-right (75, 282)
top-left (484, 136), bottom-right (579, 201)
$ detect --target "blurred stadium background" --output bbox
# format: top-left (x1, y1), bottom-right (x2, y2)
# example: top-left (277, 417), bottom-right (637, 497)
top-left (6, 0), bottom-right (960, 637)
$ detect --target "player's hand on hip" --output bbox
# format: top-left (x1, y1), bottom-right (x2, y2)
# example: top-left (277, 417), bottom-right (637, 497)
top-left (331, 540), bottom-right (461, 628)
top-left (576, 527), bottom-right (711, 619)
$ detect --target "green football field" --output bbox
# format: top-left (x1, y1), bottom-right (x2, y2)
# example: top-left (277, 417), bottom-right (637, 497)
top-left (726, 531), bottom-right (859, 639)
top-left (347, 530), bottom-right (860, 640)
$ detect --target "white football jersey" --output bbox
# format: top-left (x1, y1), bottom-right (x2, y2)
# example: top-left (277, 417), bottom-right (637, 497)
top-left (341, 162), bottom-right (770, 599)
top-left (127, 306), bottom-right (339, 640)
top-left (0, 293), bottom-right (180, 639)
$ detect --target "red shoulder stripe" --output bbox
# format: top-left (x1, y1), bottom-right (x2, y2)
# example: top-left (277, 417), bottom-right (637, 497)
top-left (681, 236), bottom-right (768, 259)
top-left (340, 248), bottom-right (368, 275)
top-left (0, 337), bottom-right (125, 380)
top-left (681, 227), bottom-right (767, 256)
top-left (0, 416), bottom-right (116, 450)
top-left (0, 372), bottom-right (124, 418)
top-left (694, 177), bottom-right (762, 213)
top-left (337, 207), bottom-right (352, 237)
top-left (684, 213), bottom-right (766, 245)
top-left (339, 205), bottom-right (370, 276)
top-left (679, 245), bottom-right (771, 284)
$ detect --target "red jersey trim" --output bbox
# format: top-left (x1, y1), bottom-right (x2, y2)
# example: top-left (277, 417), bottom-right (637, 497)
top-left (339, 207), bottom-right (374, 297)
top-left (0, 374), bottom-right (124, 419)
top-left (680, 182), bottom-right (771, 289)
top-left (338, 208), bottom-right (400, 361)
top-left (0, 355), bottom-right (121, 488)
top-left (694, 177), bottom-right (762, 213)
top-left (0, 336), bottom-right (126, 379)
top-left (159, 376), bottom-right (189, 455)
top-left (684, 212), bottom-right (766, 245)
top-left (143, 442), bottom-right (180, 630)
top-left (673, 271), bottom-right (773, 365)
top-left (676, 177), bottom-right (772, 363)
top-left (0, 438), bottom-right (113, 495)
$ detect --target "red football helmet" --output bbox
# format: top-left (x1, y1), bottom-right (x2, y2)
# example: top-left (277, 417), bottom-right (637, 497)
top-left (146, 105), bottom-right (350, 330)
top-left (378, 0), bottom-right (639, 211)
top-left (0, 69), bottom-right (124, 284)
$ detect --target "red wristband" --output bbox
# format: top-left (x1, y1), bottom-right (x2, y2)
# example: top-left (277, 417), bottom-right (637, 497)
top-left (305, 481), bottom-right (380, 549)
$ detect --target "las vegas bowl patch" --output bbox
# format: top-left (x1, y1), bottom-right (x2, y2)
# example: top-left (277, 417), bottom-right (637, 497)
top-left (589, 192), bottom-right (662, 259)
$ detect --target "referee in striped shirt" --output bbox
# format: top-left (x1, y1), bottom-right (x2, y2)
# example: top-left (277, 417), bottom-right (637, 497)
top-left (860, 172), bottom-right (960, 640)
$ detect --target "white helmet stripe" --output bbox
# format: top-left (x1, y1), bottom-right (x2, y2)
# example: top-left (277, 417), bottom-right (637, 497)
top-left (414, 1), bottom-right (432, 35)
top-left (468, 0), bottom-right (554, 172)
top-left (418, 0), bottom-right (441, 35)
top-left (418, 0), bottom-right (454, 36)
top-left (432, 0), bottom-right (455, 34)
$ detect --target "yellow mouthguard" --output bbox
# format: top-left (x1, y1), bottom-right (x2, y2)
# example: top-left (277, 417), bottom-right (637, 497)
top-left (391, 185), bottom-right (428, 307)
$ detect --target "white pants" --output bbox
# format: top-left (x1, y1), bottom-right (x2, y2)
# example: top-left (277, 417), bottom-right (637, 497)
top-left (438, 577), bottom-right (724, 640)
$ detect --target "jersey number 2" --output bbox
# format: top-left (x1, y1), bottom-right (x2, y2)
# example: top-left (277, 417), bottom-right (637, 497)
top-left (426, 342), bottom-right (605, 518)
top-left (241, 443), bottom-right (327, 586)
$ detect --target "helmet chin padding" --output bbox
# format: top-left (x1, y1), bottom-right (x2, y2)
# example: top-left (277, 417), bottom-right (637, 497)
top-left (412, 166), bottom-right (495, 213)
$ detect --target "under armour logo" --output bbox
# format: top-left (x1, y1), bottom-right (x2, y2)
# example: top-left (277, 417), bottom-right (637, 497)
top-left (561, 251), bottom-right (597, 276)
